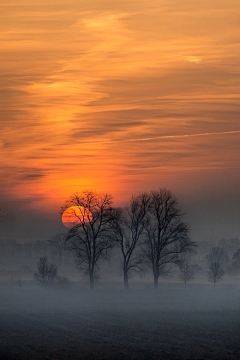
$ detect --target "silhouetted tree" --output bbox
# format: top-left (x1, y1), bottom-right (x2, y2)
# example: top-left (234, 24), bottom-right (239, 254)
top-left (206, 247), bottom-right (229, 286)
top-left (111, 193), bottom-right (151, 289)
top-left (179, 260), bottom-right (194, 287)
top-left (63, 190), bottom-right (117, 289)
top-left (207, 262), bottom-right (224, 286)
top-left (178, 252), bottom-right (195, 287)
top-left (206, 246), bottom-right (229, 267)
top-left (143, 189), bottom-right (194, 288)
top-left (34, 257), bottom-right (58, 285)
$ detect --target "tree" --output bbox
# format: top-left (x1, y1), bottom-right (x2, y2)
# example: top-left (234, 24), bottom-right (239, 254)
top-left (206, 246), bottom-right (229, 267)
top-left (206, 247), bottom-right (229, 286)
top-left (63, 190), bottom-right (117, 289)
top-left (111, 193), bottom-right (150, 289)
top-left (34, 257), bottom-right (58, 285)
top-left (143, 189), bottom-right (194, 288)
top-left (178, 252), bottom-right (195, 287)
top-left (179, 260), bottom-right (194, 287)
top-left (207, 262), bottom-right (224, 286)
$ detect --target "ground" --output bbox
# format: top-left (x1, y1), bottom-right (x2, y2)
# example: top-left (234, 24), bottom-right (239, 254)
top-left (1, 283), bottom-right (240, 359)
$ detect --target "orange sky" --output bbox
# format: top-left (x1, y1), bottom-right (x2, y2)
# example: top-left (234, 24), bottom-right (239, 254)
top-left (0, 0), bottom-right (240, 241)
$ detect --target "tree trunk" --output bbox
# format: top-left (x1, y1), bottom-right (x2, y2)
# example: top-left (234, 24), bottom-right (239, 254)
top-left (154, 272), bottom-right (159, 289)
top-left (89, 269), bottom-right (94, 289)
top-left (124, 268), bottom-right (129, 290)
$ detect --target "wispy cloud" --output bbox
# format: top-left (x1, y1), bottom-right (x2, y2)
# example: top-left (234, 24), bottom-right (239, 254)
top-left (0, 0), bottom-right (240, 206)
top-left (124, 130), bottom-right (240, 143)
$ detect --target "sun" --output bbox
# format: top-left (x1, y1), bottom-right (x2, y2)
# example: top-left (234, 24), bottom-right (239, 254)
top-left (62, 206), bottom-right (92, 229)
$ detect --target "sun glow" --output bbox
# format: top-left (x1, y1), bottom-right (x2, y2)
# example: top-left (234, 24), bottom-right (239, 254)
top-left (0, 0), bottom-right (239, 215)
top-left (62, 206), bottom-right (92, 229)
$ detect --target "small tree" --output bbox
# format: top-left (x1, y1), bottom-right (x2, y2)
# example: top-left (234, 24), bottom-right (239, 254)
top-left (207, 262), bottom-right (224, 286)
top-left (111, 193), bottom-right (150, 289)
top-left (206, 246), bottom-right (229, 266)
top-left (206, 246), bottom-right (229, 286)
top-left (34, 257), bottom-right (58, 285)
top-left (179, 260), bottom-right (194, 287)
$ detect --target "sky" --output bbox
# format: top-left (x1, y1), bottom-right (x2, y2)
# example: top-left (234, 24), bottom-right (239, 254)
top-left (0, 0), bottom-right (240, 243)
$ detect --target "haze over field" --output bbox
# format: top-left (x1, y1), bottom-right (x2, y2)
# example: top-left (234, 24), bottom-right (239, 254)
top-left (0, 284), bottom-right (240, 359)
top-left (0, 1), bottom-right (240, 244)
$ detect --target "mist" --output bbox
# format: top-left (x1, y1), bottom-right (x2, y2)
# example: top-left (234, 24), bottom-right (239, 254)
top-left (1, 245), bottom-right (240, 359)
top-left (0, 194), bottom-right (239, 360)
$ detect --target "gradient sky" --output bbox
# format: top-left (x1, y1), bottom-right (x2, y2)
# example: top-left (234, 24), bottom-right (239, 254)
top-left (0, 0), bottom-right (240, 242)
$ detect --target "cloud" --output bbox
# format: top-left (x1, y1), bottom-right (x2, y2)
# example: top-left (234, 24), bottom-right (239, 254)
top-left (122, 130), bottom-right (240, 143)
top-left (0, 0), bottom-right (239, 211)
top-left (22, 173), bottom-right (46, 180)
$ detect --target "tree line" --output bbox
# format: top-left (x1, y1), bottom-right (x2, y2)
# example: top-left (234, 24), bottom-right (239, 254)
top-left (59, 189), bottom-right (194, 289)
top-left (1, 190), bottom-right (239, 289)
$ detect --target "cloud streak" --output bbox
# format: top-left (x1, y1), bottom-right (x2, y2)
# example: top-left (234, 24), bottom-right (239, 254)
top-left (124, 130), bottom-right (240, 143)
top-left (0, 0), bottom-right (239, 212)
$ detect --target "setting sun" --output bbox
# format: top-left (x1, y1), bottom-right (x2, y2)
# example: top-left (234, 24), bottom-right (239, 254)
top-left (0, 0), bottom-right (239, 248)
top-left (62, 206), bottom-right (92, 229)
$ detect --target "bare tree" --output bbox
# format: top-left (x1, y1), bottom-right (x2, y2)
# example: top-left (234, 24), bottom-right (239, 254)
top-left (206, 246), bottom-right (229, 267)
top-left (143, 189), bottom-right (194, 288)
top-left (63, 190), bottom-right (117, 289)
top-left (207, 262), bottom-right (224, 286)
top-left (178, 252), bottom-right (195, 287)
top-left (206, 247), bottom-right (228, 286)
top-left (34, 257), bottom-right (58, 285)
top-left (111, 193), bottom-right (150, 289)
top-left (179, 260), bottom-right (194, 287)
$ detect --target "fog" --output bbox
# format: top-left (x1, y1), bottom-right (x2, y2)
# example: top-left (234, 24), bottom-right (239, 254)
top-left (1, 233), bottom-right (240, 359)
top-left (2, 281), bottom-right (240, 314)
top-left (1, 281), bottom-right (240, 359)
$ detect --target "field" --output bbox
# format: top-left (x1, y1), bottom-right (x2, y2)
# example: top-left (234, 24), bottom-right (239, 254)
top-left (1, 283), bottom-right (240, 359)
